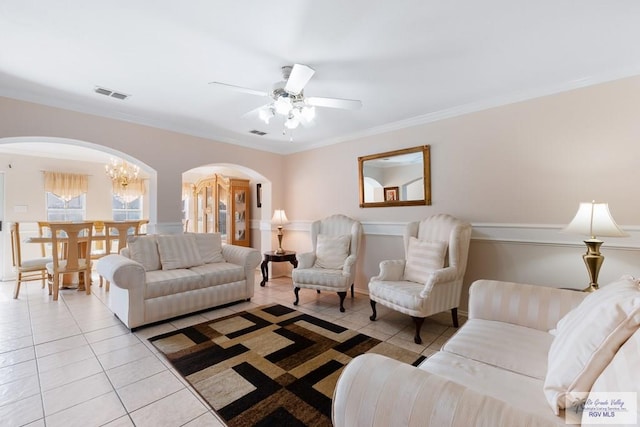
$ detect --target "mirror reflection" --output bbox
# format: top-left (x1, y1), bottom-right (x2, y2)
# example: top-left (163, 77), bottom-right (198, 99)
top-left (359, 145), bottom-right (431, 207)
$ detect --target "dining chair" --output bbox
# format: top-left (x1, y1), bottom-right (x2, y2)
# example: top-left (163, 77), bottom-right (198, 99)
top-left (98, 220), bottom-right (140, 290)
top-left (136, 219), bottom-right (149, 235)
top-left (46, 221), bottom-right (94, 301)
top-left (10, 222), bottom-right (52, 299)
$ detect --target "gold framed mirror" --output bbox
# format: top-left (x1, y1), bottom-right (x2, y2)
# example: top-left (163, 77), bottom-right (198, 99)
top-left (358, 145), bottom-right (431, 208)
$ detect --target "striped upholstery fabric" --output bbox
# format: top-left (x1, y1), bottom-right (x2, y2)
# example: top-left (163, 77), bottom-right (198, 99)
top-left (403, 237), bottom-right (447, 286)
top-left (190, 232), bottom-right (225, 263)
top-left (368, 280), bottom-right (425, 316)
top-left (144, 269), bottom-right (202, 299)
top-left (292, 267), bottom-right (350, 289)
top-left (127, 235), bottom-right (161, 271)
top-left (469, 280), bottom-right (587, 331)
top-left (442, 318), bottom-right (554, 380)
top-left (314, 234), bottom-right (350, 269)
top-left (293, 214), bottom-right (362, 294)
top-left (333, 353), bottom-right (564, 427)
top-left (544, 276), bottom-right (640, 414)
top-left (156, 234), bottom-right (203, 270)
top-left (96, 234), bottom-right (261, 329)
top-left (144, 281), bottom-right (249, 325)
top-left (189, 263), bottom-right (245, 287)
top-left (583, 328), bottom-right (640, 425)
top-left (418, 352), bottom-right (567, 425)
top-left (369, 214), bottom-right (472, 319)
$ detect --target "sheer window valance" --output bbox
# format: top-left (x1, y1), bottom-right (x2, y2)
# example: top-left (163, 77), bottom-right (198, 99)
top-left (112, 178), bottom-right (146, 203)
top-left (44, 172), bottom-right (88, 201)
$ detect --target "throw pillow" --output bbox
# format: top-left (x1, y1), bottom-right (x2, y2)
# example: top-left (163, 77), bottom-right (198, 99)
top-left (581, 328), bottom-right (640, 424)
top-left (403, 237), bottom-right (447, 284)
top-left (191, 233), bottom-right (225, 263)
top-left (156, 234), bottom-right (204, 270)
top-left (543, 275), bottom-right (640, 415)
top-left (127, 235), bottom-right (161, 272)
top-left (314, 234), bottom-right (351, 269)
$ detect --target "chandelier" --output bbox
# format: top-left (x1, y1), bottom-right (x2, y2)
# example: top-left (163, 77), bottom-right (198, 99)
top-left (105, 158), bottom-right (144, 203)
top-left (105, 158), bottom-right (140, 188)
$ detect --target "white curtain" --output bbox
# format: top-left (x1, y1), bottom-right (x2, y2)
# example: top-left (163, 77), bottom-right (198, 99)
top-left (43, 171), bottom-right (88, 201)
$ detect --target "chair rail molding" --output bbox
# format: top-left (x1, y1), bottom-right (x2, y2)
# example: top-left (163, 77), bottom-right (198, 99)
top-left (250, 220), bottom-right (640, 250)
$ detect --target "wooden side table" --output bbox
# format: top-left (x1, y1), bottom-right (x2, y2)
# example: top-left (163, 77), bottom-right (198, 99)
top-left (260, 250), bottom-right (297, 286)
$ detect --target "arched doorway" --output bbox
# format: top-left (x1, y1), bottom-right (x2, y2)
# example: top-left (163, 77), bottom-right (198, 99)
top-left (183, 163), bottom-right (272, 255)
top-left (0, 136), bottom-right (156, 280)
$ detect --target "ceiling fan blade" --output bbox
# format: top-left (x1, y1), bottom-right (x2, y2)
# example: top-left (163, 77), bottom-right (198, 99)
top-left (306, 96), bottom-right (362, 110)
top-left (284, 64), bottom-right (315, 95)
top-left (208, 82), bottom-right (269, 97)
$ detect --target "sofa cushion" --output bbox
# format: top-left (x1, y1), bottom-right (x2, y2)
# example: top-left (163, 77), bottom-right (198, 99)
top-left (544, 275), bottom-right (640, 415)
top-left (144, 269), bottom-right (203, 299)
top-left (292, 267), bottom-right (351, 288)
top-left (442, 319), bottom-right (554, 380)
top-left (127, 235), bottom-right (161, 271)
top-left (191, 233), bottom-right (225, 264)
top-left (419, 352), bottom-right (567, 426)
top-left (156, 234), bottom-right (203, 270)
top-left (189, 262), bottom-right (245, 287)
top-left (403, 237), bottom-right (447, 285)
top-left (314, 234), bottom-right (350, 269)
top-left (368, 279), bottom-right (426, 317)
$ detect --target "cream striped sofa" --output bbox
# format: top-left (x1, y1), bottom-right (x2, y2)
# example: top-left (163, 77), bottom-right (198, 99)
top-left (96, 233), bottom-right (261, 329)
top-left (333, 278), bottom-right (640, 427)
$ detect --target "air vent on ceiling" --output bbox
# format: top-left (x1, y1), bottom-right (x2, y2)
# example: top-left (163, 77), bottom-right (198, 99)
top-left (94, 86), bottom-right (130, 100)
top-left (249, 130), bottom-right (267, 136)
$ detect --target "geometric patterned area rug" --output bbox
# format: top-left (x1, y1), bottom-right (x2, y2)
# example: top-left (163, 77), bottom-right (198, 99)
top-left (149, 304), bottom-right (425, 427)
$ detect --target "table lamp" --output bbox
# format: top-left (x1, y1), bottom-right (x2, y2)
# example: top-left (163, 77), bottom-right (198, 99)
top-left (271, 210), bottom-right (289, 254)
top-left (563, 201), bottom-right (628, 292)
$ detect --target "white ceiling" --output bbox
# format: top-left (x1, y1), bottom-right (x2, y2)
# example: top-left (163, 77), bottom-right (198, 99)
top-left (2, 1), bottom-right (640, 155)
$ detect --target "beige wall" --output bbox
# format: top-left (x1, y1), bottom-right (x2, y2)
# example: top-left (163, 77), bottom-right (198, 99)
top-left (280, 75), bottom-right (640, 306)
top-left (3, 74), bottom-right (640, 311)
top-left (0, 97), bottom-right (285, 226)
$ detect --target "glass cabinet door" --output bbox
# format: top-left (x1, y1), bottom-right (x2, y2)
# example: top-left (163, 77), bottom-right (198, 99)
top-left (231, 185), bottom-right (249, 246)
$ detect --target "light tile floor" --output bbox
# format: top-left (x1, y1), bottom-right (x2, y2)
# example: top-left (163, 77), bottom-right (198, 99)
top-left (0, 274), bottom-right (464, 427)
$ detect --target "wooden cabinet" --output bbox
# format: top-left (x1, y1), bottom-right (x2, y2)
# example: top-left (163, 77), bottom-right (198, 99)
top-left (193, 175), bottom-right (250, 246)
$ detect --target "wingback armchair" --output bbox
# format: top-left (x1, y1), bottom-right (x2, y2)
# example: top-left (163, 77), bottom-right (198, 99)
top-left (292, 214), bottom-right (363, 312)
top-left (369, 214), bottom-right (472, 344)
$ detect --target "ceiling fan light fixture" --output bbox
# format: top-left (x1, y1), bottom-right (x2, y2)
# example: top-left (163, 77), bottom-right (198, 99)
top-left (284, 115), bottom-right (299, 129)
top-left (258, 107), bottom-right (275, 124)
top-left (274, 95), bottom-right (292, 115)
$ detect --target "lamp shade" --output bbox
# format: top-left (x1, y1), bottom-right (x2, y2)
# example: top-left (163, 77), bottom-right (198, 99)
top-left (271, 209), bottom-right (289, 226)
top-left (563, 201), bottom-right (628, 239)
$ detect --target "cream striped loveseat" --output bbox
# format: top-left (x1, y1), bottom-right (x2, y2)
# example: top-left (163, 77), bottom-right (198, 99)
top-left (333, 277), bottom-right (640, 427)
top-left (96, 233), bottom-right (261, 329)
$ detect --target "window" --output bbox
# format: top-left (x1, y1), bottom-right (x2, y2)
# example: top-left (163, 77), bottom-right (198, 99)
top-left (112, 196), bottom-right (143, 221)
top-left (46, 193), bottom-right (86, 221)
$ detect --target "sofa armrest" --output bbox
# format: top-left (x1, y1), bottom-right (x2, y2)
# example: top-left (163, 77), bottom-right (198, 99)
top-left (468, 279), bottom-right (587, 331)
top-left (371, 259), bottom-right (406, 281)
top-left (95, 254), bottom-right (145, 291)
top-left (297, 251), bottom-right (316, 269)
top-left (221, 245), bottom-right (261, 270)
top-left (333, 354), bottom-right (557, 427)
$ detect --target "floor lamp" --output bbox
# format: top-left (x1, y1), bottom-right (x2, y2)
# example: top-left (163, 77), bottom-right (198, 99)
top-left (563, 201), bottom-right (628, 292)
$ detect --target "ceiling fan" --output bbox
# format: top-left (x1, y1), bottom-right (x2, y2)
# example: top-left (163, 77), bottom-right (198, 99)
top-left (209, 64), bottom-right (362, 132)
